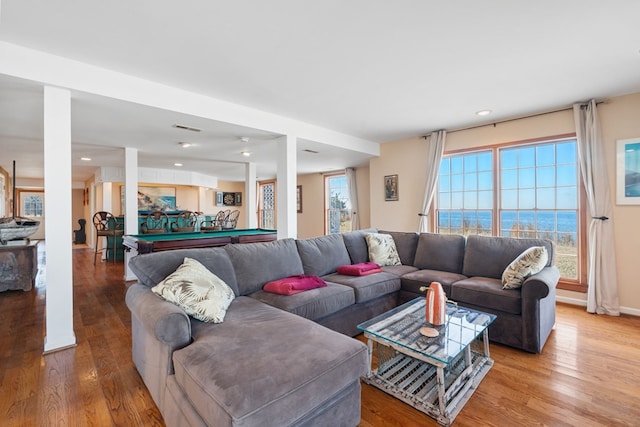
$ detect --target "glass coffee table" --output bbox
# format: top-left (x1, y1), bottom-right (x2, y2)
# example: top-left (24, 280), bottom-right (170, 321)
top-left (358, 297), bottom-right (496, 426)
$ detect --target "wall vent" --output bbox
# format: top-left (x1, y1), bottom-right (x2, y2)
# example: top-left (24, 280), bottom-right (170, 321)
top-left (173, 124), bottom-right (201, 132)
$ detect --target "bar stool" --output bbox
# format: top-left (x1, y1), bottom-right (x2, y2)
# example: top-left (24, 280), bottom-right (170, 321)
top-left (93, 211), bottom-right (124, 264)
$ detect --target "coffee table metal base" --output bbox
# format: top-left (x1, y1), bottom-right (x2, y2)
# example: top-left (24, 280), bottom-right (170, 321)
top-left (363, 338), bottom-right (493, 426)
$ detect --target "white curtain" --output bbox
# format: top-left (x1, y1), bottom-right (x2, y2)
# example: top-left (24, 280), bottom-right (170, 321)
top-left (345, 167), bottom-right (359, 231)
top-left (573, 100), bottom-right (620, 315)
top-left (419, 130), bottom-right (446, 233)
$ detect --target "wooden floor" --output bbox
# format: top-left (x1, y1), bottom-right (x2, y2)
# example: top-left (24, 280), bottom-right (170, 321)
top-left (1, 246), bottom-right (640, 426)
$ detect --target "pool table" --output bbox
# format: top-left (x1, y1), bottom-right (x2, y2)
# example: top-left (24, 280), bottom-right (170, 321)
top-left (122, 228), bottom-right (277, 254)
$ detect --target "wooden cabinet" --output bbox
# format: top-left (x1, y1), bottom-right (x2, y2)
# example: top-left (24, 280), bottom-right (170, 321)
top-left (0, 241), bottom-right (38, 292)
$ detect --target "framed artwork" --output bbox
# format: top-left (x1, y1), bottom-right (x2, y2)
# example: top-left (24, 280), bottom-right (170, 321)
top-left (136, 186), bottom-right (176, 211)
top-left (384, 175), bottom-right (399, 201)
top-left (216, 191), bottom-right (223, 206)
top-left (297, 185), bottom-right (302, 213)
top-left (235, 192), bottom-right (242, 206)
top-left (616, 137), bottom-right (640, 205)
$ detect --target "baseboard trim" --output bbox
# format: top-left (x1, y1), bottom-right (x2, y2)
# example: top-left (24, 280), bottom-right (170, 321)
top-left (556, 296), bottom-right (640, 317)
top-left (555, 295), bottom-right (587, 306)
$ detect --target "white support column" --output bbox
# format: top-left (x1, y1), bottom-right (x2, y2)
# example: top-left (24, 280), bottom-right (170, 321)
top-left (245, 162), bottom-right (257, 229)
top-left (98, 181), bottom-right (113, 262)
top-left (102, 182), bottom-right (112, 212)
top-left (276, 135), bottom-right (297, 239)
top-left (43, 86), bottom-right (76, 353)
top-left (123, 147), bottom-right (138, 281)
top-left (198, 187), bottom-right (208, 214)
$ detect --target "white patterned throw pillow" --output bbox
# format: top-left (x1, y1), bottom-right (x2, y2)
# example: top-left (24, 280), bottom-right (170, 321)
top-left (152, 257), bottom-right (235, 323)
top-left (365, 233), bottom-right (401, 266)
top-left (502, 246), bottom-right (548, 289)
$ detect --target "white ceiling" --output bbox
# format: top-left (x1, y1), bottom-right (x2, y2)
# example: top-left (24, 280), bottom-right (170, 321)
top-left (1, 1), bottom-right (640, 182)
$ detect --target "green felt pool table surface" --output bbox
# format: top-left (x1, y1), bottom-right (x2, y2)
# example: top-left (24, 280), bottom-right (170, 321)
top-left (123, 228), bottom-right (277, 253)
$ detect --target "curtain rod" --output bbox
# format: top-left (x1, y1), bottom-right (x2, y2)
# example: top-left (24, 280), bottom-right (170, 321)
top-left (422, 100), bottom-right (605, 138)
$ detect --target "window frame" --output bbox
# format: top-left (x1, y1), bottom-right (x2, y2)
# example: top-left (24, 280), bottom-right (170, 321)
top-left (432, 133), bottom-right (587, 292)
top-left (324, 173), bottom-right (351, 235)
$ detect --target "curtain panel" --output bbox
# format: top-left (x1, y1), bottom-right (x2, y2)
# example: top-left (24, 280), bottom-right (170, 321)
top-left (346, 167), bottom-right (359, 231)
top-left (573, 100), bottom-right (620, 315)
top-left (419, 130), bottom-right (446, 233)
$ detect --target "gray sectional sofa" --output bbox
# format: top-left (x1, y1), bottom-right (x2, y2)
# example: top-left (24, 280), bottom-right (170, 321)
top-left (125, 229), bottom-right (559, 426)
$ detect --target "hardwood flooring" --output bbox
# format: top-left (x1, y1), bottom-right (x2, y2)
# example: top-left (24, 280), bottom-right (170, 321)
top-left (1, 245), bottom-right (639, 426)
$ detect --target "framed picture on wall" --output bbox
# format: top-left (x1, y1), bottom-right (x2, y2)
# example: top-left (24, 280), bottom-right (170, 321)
top-left (216, 191), bottom-right (223, 206)
top-left (617, 137), bottom-right (640, 205)
top-left (235, 192), bottom-right (242, 206)
top-left (384, 175), bottom-right (399, 201)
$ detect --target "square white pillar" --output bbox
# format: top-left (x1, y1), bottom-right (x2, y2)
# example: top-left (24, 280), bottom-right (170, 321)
top-left (124, 147), bottom-right (139, 280)
top-left (43, 86), bottom-right (76, 353)
top-left (276, 135), bottom-right (297, 239)
top-left (245, 162), bottom-right (257, 229)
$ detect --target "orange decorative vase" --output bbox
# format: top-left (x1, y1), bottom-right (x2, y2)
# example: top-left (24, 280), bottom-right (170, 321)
top-left (425, 282), bottom-right (446, 326)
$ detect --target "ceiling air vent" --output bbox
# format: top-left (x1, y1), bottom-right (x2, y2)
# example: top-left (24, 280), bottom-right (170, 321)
top-left (173, 124), bottom-right (201, 132)
top-left (303, 149), bottom-right (319, 154)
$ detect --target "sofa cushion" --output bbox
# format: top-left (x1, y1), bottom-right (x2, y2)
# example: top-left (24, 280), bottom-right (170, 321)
top-left (249, 283), bottom-right (355, 320)
top-left (502, 246), bottom-right (549, 289)
top-left (342, 228), bottom-right (377, 264)
top-left (129, 247), bottom-right (239, 295)
top-left (401, 269), bottom-right (468, 297)
top-left (225, 239), bottom-right (304, 295)
top-left (323, 272), bottom-right (400, 303)
top-left (151, 257), bottom-right (235, 323)
top-left (451, 277), bottom-right (522, 315)
top-left (379, 230), bottom-right (419, 266)
top-left (381, 265), bottom-right (419, 277)
top-left (413, 233), bottom-right (466, 274)
top-left (365, 232), bottom-right (401, 266)
top-left (462, 235), bottom-right (554, 280)
top-left (296, 234), bottom-right (351, 277)
top-left (175, 296), bottom-right (368, 427)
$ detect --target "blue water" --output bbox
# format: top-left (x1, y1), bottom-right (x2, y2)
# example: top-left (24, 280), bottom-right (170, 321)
top-left (438, 210), bottom-right (577, 236)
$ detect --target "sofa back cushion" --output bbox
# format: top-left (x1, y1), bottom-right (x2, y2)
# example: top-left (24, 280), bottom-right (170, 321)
top-left (225, 239), bottom-right (304, 295)
top-left (462, 235), bottom-right (555, 279)
top-left (129, 247), bottom-right (239, 295)
top-left (379, 230), bottom-right (419, 266)
top-left (296, 234), bottom-right (352, 277)
top-left (342, 228), bottom-right (377, 264)
top-left (413, 233), bottom-right (466, 273)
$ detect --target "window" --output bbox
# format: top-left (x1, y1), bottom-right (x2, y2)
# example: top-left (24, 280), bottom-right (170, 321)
top-left (258, 181), bottom-right (275, 229)
top-left (22, 193), bottom-right (44, 217)
top-left (436, 136), bottom-right (583, 285)
top-left (325, 174), bottom-right (351, 234)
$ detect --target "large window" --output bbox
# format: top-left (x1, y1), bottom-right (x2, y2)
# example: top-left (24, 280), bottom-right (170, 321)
top-left (436, 137), bottom-right (582, 285)
top-left (325, 174), bottom-right (351, 234)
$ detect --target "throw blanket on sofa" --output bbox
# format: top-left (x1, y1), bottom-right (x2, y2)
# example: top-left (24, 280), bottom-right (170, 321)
top-left (337, 262), bottom-right (383, 276)
top-left (263, 275), bottom-right (327, 295)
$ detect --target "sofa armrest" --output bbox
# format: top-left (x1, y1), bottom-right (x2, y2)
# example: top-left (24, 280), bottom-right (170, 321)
top-left (521, 266), bottom-right (560, 300)
top-left (125, 283), bottom-right (191, 348)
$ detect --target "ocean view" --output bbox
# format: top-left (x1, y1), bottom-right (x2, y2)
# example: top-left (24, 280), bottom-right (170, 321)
top-left (438, 210), bottom-right (577, 237)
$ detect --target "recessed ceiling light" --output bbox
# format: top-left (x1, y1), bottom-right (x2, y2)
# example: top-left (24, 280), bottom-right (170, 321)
top-left (80, 157), bottom-right (91, 161)
top-left (240, 137), bottom-right (250, 144)
top-left (476, 109), bottom-right (492, 116)
top-left (178, 142), bottom-right (192, 148)
top-left (174, 163), bottom-right (183, 167)
top-left (241, 151), bottom-right (251, 157)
